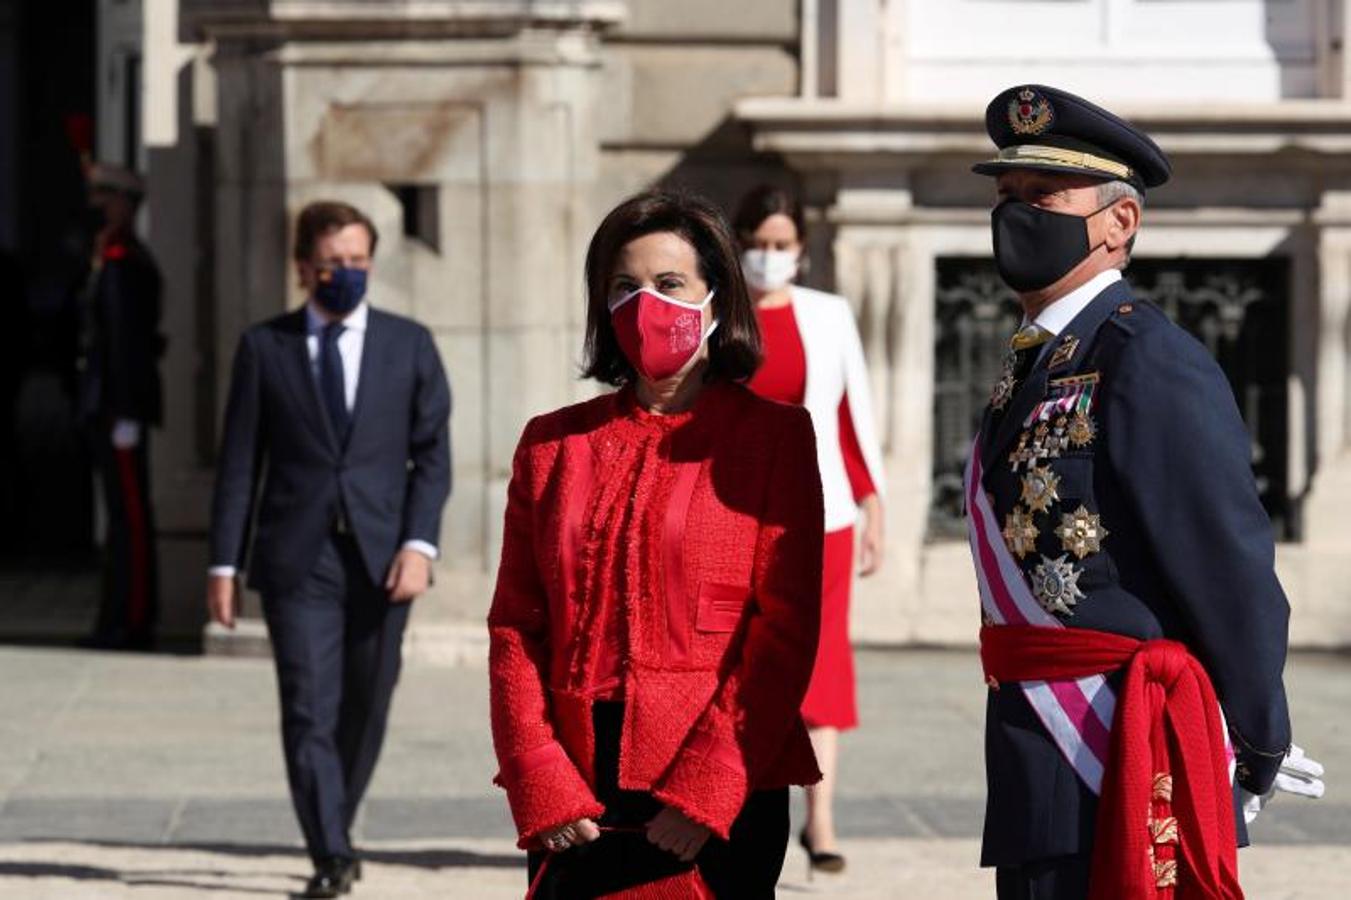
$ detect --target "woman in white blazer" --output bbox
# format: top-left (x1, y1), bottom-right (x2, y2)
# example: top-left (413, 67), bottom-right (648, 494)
top-left (733, 186), bottom-right (886, 876)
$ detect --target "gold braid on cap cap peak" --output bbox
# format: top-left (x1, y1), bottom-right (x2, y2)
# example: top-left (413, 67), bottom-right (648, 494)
top-left (985, 144), bottom-right (1133, 181)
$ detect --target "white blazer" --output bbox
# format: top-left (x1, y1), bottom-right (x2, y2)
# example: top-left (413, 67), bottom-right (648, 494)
top-left (788, 286), bottom-right (887, 532)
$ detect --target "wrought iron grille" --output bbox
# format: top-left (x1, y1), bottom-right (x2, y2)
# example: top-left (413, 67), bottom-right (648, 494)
top-left (930, 261), bottom-right (1020, 538)
top-left (929, 257), bottom-right (1294, 541)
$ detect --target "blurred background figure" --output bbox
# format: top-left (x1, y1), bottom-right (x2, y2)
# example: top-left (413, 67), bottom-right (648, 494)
top-left (77, 161), bottom-right (165, 650)
top-left (733, 185), bottom-right (886, 876)
top-left (207, 200), bottom-right (451, 899)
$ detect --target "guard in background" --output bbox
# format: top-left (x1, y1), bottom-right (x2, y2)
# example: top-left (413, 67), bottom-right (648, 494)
top-left (966, 85), bottom-right (1324, 898)
top-left (78, 163), bottom-right (164, 650)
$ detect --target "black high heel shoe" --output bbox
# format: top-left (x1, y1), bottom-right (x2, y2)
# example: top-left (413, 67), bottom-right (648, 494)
top-left (799, 828), bottom-right (846, 877)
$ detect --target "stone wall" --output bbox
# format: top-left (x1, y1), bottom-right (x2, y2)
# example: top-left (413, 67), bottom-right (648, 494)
top-left (169, 0), bottom-right (808, 652)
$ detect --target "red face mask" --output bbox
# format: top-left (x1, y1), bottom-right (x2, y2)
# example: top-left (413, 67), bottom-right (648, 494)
top-left (609, 288), bottom-right (718, 381)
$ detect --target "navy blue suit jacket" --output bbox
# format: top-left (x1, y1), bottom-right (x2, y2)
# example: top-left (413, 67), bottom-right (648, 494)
top-left (209, 306), bottom-right (452, 597)
top-left (977, 279), bottom-right (1291, 866)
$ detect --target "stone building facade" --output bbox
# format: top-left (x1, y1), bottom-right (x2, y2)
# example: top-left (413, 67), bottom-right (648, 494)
top-left (24, 0), bottom-right (1351, 650)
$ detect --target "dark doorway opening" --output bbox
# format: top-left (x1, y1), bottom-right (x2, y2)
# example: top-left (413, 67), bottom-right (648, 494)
top-left (0, 0), bottom-right (98, 574)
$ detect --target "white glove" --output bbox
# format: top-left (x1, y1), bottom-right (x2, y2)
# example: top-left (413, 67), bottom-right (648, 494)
top-left (1238, 743), bottom-right (1325, 824)
top-left (111, 419), bottom-right (142, 449)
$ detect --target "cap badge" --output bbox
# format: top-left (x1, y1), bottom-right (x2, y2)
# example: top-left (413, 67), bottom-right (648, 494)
top-left (1009, 87), bottom-right (1054, 136)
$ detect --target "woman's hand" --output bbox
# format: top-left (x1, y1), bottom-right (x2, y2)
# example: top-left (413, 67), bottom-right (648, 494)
top-left (646, 806), bottom-right (711, 862)
top-left (539, 818), bottom-right (601, 853)
top-left (858, 493), bottom-right (884, 577)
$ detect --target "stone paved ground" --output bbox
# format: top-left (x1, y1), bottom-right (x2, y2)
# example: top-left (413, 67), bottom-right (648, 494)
top-left (0, 645), bottom-right (1346, 898)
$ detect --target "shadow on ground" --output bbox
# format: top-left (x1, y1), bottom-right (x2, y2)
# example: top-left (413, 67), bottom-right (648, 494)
top-left (0, 839), bottom-right (521, 895)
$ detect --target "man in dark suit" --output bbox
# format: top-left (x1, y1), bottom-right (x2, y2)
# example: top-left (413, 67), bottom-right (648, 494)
top-left (966, 86), bottom-right (1322, 898)
top-left (207, 200), bottom-right (451, 898)
top-left (78, 163), bottom-right (165, 650)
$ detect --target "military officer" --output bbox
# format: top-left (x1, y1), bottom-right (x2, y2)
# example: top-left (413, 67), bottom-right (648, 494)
top-left (78, 163), bottom-right (165, 650)
top-left (966, 85), bottom-right (1323, 899)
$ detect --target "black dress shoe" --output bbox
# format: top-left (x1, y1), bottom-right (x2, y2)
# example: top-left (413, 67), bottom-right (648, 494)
top-left (302, 857), bottom-right (359, 898)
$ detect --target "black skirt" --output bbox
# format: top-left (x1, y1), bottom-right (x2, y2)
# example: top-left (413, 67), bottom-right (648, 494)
top-left (526, 701), bottom-right (789, 899)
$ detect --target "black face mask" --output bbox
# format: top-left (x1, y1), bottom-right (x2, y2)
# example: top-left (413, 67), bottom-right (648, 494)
top-left (992, 199), bottom-right (1111, 293)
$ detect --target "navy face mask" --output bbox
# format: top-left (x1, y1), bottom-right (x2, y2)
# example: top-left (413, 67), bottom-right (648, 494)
top-left (992, 199), bottom-right (1111, 293)
top-left (313, 266), bottom-right (368, 316)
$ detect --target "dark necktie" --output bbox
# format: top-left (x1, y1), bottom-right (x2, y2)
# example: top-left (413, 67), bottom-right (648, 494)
top-left (319, 321), bottom-right (351, 445)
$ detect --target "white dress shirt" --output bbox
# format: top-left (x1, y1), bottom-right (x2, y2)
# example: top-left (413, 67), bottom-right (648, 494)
top-left (1027, 268), bottom-right (1122, 359)
top-left (208, 300), bottom-right (437, 578)
top-left (305, 299), bottom-right (368, 412)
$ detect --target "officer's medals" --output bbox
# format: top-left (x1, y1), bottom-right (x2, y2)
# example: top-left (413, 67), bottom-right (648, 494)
top-left (1002, 508), bottom-right (1039, 559)
top-left (1008, 432), bottom-right (1039, 471)
top-left (1067, 412), bottom-right (1096, 448)
top-left (1047, 335), bottom-right (1080, 370)
top-left (1020, 466), bottom-right (1060, 513)
top-left (1055, 505), bottom-right (1108, 559)
top-left (990, 352), bottom-right (1018, 412)
top-left (1032, 554), bottom-right (1085, 616)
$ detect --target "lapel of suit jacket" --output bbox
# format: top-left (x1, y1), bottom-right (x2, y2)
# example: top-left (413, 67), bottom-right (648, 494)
top-left (980, 279), bottom-right (1129, 479)
top-left (346, 308), bottom-right (384, 452)
top-left (275, 308), bottom-right (339, 453)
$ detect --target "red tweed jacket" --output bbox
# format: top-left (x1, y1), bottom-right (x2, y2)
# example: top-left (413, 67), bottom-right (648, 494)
top-left (488, 381), bottom-right (824, 848)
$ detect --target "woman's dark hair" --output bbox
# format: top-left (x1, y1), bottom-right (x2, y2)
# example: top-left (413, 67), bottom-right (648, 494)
top-left (581, 189), bottom-right (761, 386)
top-left (731, 184), bottom-right (806, 244)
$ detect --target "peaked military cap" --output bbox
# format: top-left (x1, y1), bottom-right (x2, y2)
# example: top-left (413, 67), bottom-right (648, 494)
top-left (88, 162), bottom-right (146, 197)
top-left (971, 85), bottom-right (1170, 190)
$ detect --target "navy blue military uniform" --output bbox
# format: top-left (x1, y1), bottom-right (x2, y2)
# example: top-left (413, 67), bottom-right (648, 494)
top-left (78, 229), bottom-right (165, 648)
top-left (971, 86), bottom-right (1292, 898)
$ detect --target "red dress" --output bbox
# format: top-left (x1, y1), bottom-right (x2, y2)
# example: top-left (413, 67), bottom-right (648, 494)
top-left (489, 381), bottom-right (824, 874)
top-left (748, 301), bottom-right (876, 732)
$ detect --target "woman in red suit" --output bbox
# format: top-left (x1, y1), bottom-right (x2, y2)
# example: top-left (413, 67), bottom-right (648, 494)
top-left (488, 190), bottom-right (824, 899)
top-left (734, 186), bottom-right (888, 876)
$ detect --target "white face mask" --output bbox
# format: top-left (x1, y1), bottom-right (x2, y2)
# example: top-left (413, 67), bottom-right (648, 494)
top-left (741, 249), bottom-right (799, 292)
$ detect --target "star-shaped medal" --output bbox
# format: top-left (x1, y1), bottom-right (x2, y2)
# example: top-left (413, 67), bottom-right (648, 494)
top-left (1020, 466), bottom-right (1061, 514)
top-left (1002, 507), bottom-right (1039, 559)
top-left (1031, 554), bottom-right (1085, 616)
top-left (1055, 505), bottom-right (1109, 559)
top-left (1067, 412), bottom-right (1097, 448)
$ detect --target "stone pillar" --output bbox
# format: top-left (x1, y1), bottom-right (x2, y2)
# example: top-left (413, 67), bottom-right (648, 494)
top-left (826, 177), bottom-right (939, 644)
top-left (833, 0), bottom-right (883, 102)
top-left (188, 2), bottom-right (623, 658)
top-left (1313, 203), bottom-right (1351, 462)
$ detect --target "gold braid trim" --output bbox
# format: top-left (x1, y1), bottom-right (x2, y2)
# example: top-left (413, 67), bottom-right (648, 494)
top-left (984, 144), bottom-right (1133, 180)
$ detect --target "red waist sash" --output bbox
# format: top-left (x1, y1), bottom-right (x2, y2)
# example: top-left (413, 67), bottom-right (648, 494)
top-left (980, 625), bottom-right (1241, 900)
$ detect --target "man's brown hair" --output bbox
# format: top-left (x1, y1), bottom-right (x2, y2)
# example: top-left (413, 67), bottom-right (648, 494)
top-left (581, 189), bottom-right (762, 386)
top-left (293, 201), bottom-right (379, 262)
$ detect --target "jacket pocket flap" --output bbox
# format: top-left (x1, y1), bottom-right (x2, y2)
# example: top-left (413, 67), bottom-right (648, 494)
top-left (695, 582), bottom-right (752, 633)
